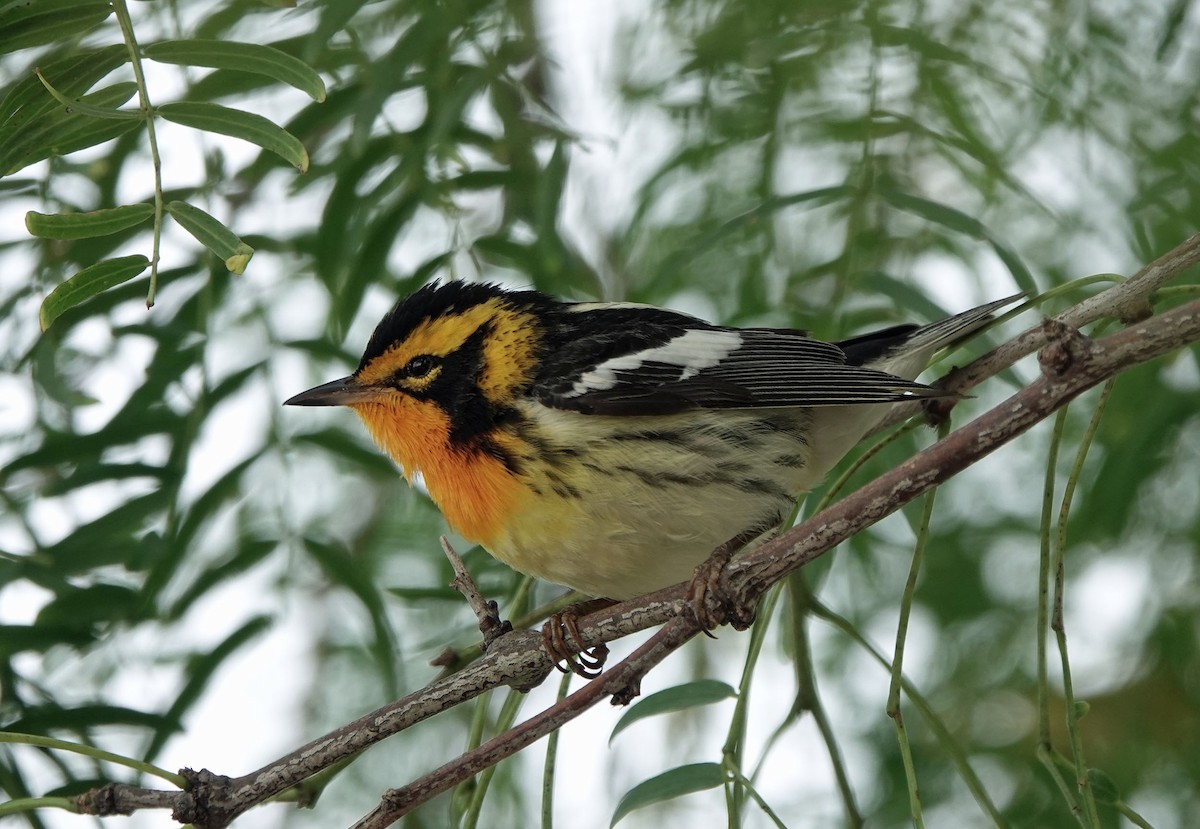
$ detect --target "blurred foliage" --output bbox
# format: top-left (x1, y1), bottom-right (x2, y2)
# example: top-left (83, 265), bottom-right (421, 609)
top-left (1, 0), bottom-right (1198, 828)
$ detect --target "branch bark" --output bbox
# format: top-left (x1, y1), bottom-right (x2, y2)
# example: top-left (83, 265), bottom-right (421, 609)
top-left (72, 234), bottom-right (1200, 828)
top-left (352, 617), bottom-right (700, 828)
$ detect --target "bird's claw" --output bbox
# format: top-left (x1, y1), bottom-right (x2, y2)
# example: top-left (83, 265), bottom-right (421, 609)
top-left (685, 546), bottom-right (756, 633)
top-left (541, 599), bottom-right (613, 678)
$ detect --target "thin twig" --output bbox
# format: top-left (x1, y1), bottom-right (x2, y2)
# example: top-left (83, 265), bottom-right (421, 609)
top-left (540, 672), bottom-right (572, 829)
top-left (886, 421), bottom-right (945, 829)
top-left (1037, 409), bottom-right (1083, 822)
top-left (462, 689), bottom-right (525, 827)
top-left (440, 536), bottom-right (512, 649)
top-left (811, 600), bottom-right (1010, 828)
top-left (786, 577), bottom-right (863, 827)
top-left (721, 582), bottom-right (782, 825)
top-left (111, 0), bottom-right (164, 308)
top-left (1051, 380), bottom-right (1115, 828)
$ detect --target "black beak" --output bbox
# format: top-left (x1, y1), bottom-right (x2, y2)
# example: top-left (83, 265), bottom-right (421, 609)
top-left (284, 376), bottom-right (382, 407)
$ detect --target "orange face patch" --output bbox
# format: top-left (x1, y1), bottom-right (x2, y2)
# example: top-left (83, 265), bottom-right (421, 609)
top-left (355, 299), bottom-right (543, 404)
top-left (351, 395), bottom-right (525, 546)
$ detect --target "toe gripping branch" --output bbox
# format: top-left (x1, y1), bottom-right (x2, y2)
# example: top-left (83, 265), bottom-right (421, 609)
top-left (541, 598), bottom-right (615, 679)
top-left (685, 533), bottom-right (760, 634)
top-left (438, 537), bottom-right (609, 677)
top-left (439, 533), bottom-right (759, 682)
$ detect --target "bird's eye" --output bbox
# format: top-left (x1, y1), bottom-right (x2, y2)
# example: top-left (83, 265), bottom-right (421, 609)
top-left (405, 355), bottom-right (435, 378)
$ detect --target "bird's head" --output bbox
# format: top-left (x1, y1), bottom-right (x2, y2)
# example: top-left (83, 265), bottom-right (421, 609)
top-left (285, 281), bottom-right (557, 473)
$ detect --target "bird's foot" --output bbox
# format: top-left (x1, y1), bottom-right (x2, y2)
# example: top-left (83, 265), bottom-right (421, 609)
top-left (541, 598), bottom-right (615, 678)
top-left (685, 538), bottom-right (757, 633)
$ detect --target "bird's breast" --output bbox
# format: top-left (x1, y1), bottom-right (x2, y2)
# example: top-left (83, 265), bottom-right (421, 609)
top-left (481, 404), bottom-right (821, 598)
top-left (352, 399), bottom-right (528, 546)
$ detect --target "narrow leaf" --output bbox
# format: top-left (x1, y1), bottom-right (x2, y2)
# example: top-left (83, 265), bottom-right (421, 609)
top-left (878, 187), bottom-right (986, 237)
top-left (144, 39), bottom-right (326, 102)
top-left (610, 763), bottom-right (726, 827)
top-left (0, 44), bottom-right (127, 128)
top-left (157, 101), bottom-right (309, 171)
top-left (610, 681), bottom-right (737, 742)
top-left (1087, 768), bottom-right (1120, 805)
top-left (34, 68), bottom-right (140, 120)
top-left (0, 624), bottom-right (95, 656)
top-left (7, 703), bottom-right (174, 734)
top-left (987, 237), bottom-right (1038, 293)
top-left (0, 0), bottom-right (111, 56)
top-left (0, 82), bottom-right (140, 175)
top-left (39, 254), bottom-right (149, 331)
top-left (38, 116), bottom-right (140, 167)
top-left (26, 204), bottom-right (153, 240)
top-left (166, 201), bottom-right (254, 273)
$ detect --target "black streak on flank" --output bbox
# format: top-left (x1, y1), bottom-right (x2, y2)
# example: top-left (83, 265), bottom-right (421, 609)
top-left (613, 465), bottom-right (705, 489)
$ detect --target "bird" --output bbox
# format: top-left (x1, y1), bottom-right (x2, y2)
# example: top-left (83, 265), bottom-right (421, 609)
top-left (286, 281), bottom-right (1020, 671)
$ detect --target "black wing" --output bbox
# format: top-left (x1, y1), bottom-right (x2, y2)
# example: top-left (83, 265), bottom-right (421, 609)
top-left (532, 306), bottom-right (941, 416)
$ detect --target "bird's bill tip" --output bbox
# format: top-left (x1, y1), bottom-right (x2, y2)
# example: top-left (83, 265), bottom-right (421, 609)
top-left (283, 376), bottom-right (380, 407)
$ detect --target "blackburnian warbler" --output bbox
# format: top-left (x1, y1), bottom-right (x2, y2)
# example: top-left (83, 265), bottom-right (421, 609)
top-left (286, 282), bottom-right (1017, 660)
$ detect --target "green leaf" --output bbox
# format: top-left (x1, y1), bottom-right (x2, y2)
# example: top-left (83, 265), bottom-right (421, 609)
top-left (39, 491), bottom-right (169, 572)
top-left (166, 201), bottom-right (254, 273)
top-left (0, 81), bottom-right (140, 175)
top-left (305, 539), bottom-right (399, 682)
top-left (26, 204), bottom-right (154, 240)
top-left (0, 0), bottom-right (111, 56)
top-left (0, 44), bottom-right (128, 128)
top-left (872, 24), bottom-right (973, 65)
top-left (39, 254), bottom-right (149, 331)
top-left (34, 68), bottom-right (140, 120)
top-left (610, 763), bottom-right (726, 827)
top-left (988, 237), bottom-right (1038, 294)
top-left (7, 704), bottom-right (175, 734)
top-left (35, 583), bottom-right (142, 629)
top-left (0, 624), bottom-right (95, 656)
top-left (876, 185), bottom-right (1036, 292)
top-left (610, 681), bottom-right (737, 742)
top-left (1087, 768), bottom-right (1120, 805)
top-left (166, 539), bottom-right (275, 622)
top-left (307, 0), bottom-right (371, 63)
top-left (144, 39), bottom-right (326, 102)
top-left (157, 101), bottom-right (309, 171)
top-left (292, 429), bottom-right (399, 477)
top-left (33, 115), bottom-right (141, 169)
top-left (878, 186), bottom-right (986, 237)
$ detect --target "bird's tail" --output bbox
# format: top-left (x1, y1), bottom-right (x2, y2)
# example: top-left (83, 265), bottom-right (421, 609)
top-left (846, 292), bottom-right (1026, 381)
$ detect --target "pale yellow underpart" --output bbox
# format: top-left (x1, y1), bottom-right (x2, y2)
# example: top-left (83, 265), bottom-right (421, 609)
top-left (476, 400), bottom-right (896, 600)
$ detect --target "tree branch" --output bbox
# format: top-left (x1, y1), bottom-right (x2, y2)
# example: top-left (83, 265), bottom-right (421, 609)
top-left (71, 236), bottom-right (1200, 828)
top-left (352, 617), bottom-right (700, 828)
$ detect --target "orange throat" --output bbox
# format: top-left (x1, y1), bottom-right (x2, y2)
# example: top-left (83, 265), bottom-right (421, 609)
top-left (351, 401), bottom-right (522, 547)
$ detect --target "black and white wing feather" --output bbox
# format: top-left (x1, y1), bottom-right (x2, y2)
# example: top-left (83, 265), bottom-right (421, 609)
top-left (533, 305), bottom-right (945, 416)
